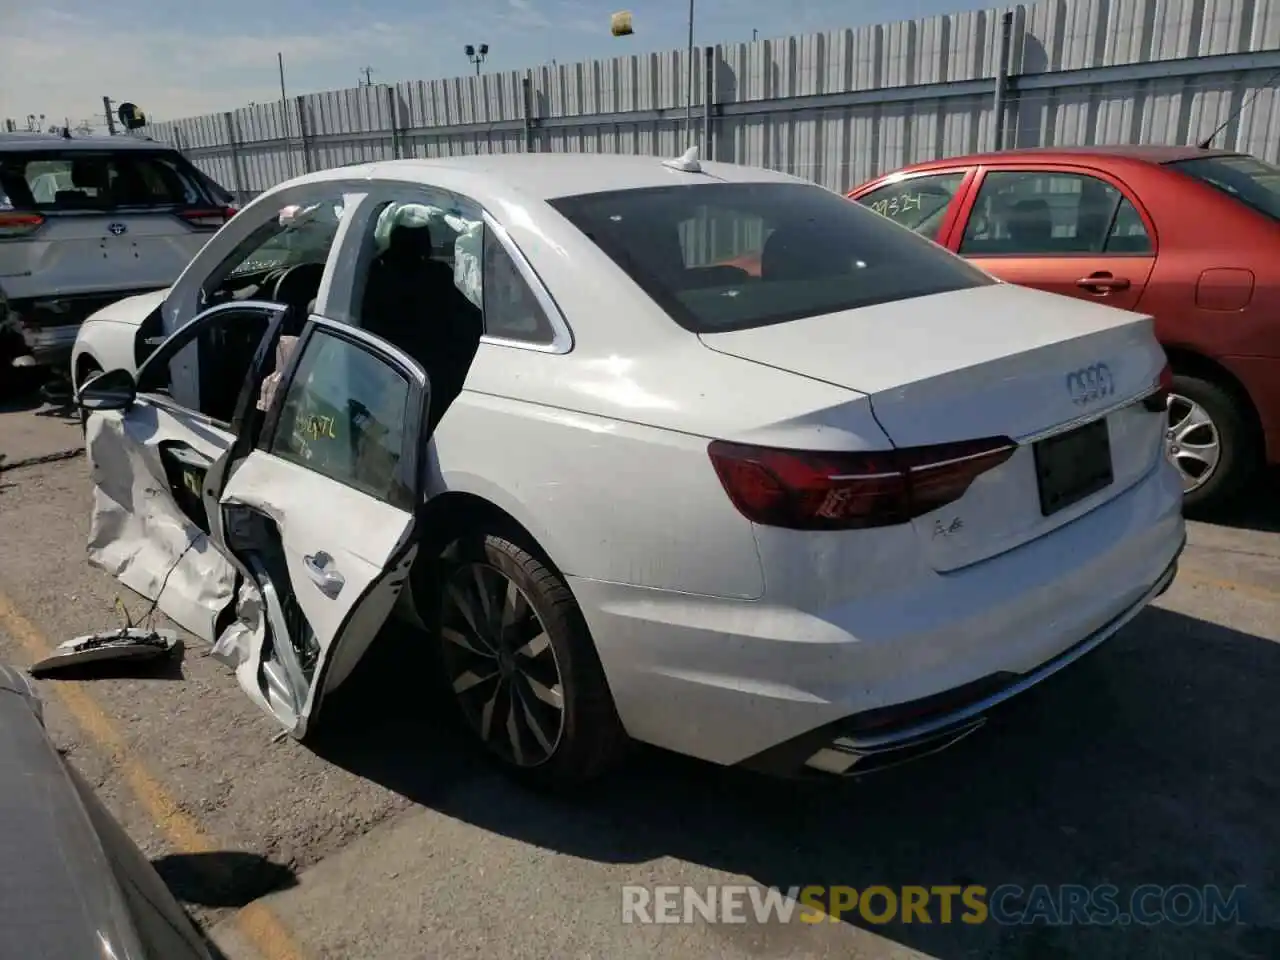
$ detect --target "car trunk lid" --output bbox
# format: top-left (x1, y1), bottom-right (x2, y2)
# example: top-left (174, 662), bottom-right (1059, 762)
top-left (699, 283), bottom-right (1168, 571)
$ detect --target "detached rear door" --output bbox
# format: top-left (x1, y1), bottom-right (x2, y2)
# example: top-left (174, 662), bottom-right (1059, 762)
top-left (212, 318), bottom-right (431, 735)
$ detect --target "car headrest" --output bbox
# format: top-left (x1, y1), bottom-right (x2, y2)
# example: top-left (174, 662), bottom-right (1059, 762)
top-left (70, 159), bottom-right (109, 191)
top-left (1007, 198), bottom-right (1052, 245)
top-left (761, 226), bottom-right (847, 281)
top-left (384, 223), bottom-right (434, 266)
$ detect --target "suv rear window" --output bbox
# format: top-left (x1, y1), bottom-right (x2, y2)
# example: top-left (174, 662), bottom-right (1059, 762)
top-left (1167, 154), bottom-right (1280, 222)
top-left (548, 181), bottom-right (993, 333)
top-left (0, 150), bottom-right (205, 211)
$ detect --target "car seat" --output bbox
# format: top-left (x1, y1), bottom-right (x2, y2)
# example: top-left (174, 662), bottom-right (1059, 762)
top-left (760, 224), bottom-right (849, 281)
top-left (361, 222), bottom-right (482, 435)
top-left (1006, 198), bottom-right (1053, 250)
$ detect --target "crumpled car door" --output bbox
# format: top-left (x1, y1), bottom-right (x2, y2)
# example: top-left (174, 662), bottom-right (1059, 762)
top-left (208, 318), bottom-right (430, 736)
top-left (85, 301), bottom-right (288, 641)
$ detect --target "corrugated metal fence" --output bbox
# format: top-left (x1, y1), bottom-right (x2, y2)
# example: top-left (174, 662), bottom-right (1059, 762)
top-left (144, 0), bottom-right (1280, 204)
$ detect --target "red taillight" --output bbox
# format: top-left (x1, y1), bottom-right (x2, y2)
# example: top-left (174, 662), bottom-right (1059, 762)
top-left (708, 437), bottom-right (1017, 530)
top-left (1143, 362), bottom-right (1173, 413)
top-left (178, 207), bottom-right (235, 230)
top-left (0, 211), bottom-right (45, 239)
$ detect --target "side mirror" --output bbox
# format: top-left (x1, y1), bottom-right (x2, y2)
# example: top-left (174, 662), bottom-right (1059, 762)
top-left (77, 368), bottom-right (137, 411)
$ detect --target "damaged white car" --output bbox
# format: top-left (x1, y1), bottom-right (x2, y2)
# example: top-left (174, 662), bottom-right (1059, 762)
top-left (73, 152), bottom-right (1184, 788)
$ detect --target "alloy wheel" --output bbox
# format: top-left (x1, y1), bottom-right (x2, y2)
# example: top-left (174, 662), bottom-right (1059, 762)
top-left (438, 561), bottom-right (565, 767)
top-left (1166, 392), bottom-right (1221, 494)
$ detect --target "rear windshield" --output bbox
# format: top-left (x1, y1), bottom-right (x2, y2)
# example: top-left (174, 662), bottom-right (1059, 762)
top-left (1167, 154), bottom-right (1280, 222)
top-left (548, 181), bottom-right (993, 333)
top-left (0, 150), bottom-right (207, 212)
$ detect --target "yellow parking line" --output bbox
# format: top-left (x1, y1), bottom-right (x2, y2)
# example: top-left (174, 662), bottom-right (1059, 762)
top-left (1175, 567), bottom-right (1280, 606)
top-left (0, 591), bottom-right (305, 960)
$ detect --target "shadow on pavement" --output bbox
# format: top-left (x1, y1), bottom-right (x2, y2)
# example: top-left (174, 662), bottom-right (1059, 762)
top-left (314, 606), bottom-right (1280, 960)
top-left (153, 851), bottom-right (299, 909)
top-left (31, 650), bottom-right (188, 682)
top-left (0, 370), bottom-right (51, 412)
top-left (1198, 469), bottom-right (1280, 534)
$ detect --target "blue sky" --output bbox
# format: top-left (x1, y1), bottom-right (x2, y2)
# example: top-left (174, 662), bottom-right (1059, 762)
top-left (3, 0), bottom-right (992, 128)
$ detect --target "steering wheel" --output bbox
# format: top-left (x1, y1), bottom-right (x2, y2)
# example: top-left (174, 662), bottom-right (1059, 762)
top-left (271, 262), bottom-right (326, 310)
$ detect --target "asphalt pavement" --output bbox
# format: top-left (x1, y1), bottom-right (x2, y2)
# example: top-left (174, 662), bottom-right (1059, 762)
top-left (1, 395), bottom-right (1278, 960)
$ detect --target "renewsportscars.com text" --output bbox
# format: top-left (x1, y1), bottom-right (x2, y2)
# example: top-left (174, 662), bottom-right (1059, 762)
top-left (621, 884), bottom-right (1246, 926)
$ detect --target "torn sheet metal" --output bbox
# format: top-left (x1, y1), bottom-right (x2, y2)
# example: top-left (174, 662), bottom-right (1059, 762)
top-left (211, 577), bottom-right (296, 729)
top-left (84, 410), bottom-right (236, 643)
top-left (29, 630), bottom-right (180, 678)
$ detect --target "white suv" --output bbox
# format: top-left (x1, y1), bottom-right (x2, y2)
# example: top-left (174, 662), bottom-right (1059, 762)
top-left (0, 132), bottom-right (234, 388)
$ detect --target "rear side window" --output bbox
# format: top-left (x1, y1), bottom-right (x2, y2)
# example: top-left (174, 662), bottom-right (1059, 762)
top-left (0, 150), bottom-right (203, 211)
top-left (549, 182), bottom-right (991, 334)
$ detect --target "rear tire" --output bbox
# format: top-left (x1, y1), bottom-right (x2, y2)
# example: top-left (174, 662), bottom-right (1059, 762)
top-left (427, 531), bottom-right (628, 790)
top-left (1168, 373), bottom-right (1258, 514)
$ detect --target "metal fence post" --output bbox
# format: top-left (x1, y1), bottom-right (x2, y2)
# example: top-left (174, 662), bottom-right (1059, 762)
top-left (223, 111), bottom-right (247, 205)
top-left (522, 75), bottom-right (535, 152)
top-left (992, 10), bottom-right (1014, 152)
top-left (703, 45), bottom-right (714, 157)
top-left (387, 85), bottom-right (401, 159)
top-left (295, 95), bottom-right (313, 173)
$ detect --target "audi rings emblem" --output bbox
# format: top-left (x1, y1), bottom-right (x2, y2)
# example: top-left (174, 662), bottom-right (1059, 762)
top-left (1065, 363), bottom-right (1115, 407)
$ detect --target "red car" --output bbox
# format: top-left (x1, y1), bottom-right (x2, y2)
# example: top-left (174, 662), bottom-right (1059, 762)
top-left (848, 146), bottom-right (1280, 512)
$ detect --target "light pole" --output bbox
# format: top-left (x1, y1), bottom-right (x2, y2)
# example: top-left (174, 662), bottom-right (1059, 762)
top-left (465, 43), bottom-right (489, 76)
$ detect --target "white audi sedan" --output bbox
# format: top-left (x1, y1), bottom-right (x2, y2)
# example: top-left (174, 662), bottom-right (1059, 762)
top-left (71, 150), bottom-right (1185, 788)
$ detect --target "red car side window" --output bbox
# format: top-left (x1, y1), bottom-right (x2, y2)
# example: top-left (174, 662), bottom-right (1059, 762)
top-left (959, 170), bottom-right (1153, 257)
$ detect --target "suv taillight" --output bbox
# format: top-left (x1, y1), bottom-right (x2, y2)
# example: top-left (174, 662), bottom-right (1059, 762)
top-left (1143, 362), bottom-right (1173, 413)
top-left (708, 437), bottom-right (1017, 530)
top-left (178, 207), bottom-right (235, 230)
top-left (0, 212), bottom-right (45, 239)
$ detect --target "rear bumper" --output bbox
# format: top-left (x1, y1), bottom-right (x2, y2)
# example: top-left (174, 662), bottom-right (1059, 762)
top-left (20, 323), bottom-right (79, 365)
top-left (4, 288), bottom-right (165, 369)
top-left (571, 457), bottom-right (1186, 771)
top-left (739, 546), bottom-right (1181, 778)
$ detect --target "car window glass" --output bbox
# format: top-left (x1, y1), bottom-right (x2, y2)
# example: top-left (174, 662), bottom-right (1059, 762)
top-left (960, 171), bottom-right (1147, 256)
top-left (202, 198), bottom-right (345, 311)
top-left (227, 201), bottom-right (344, 277)
top-left (0, 151), bottom-right (201, 210)
top-left (482, 229), bottom-right (556, 343)
top-left (856, 173), bottom-right (966, 241)
top-left (549, 182), bottom-right (992, 334)
top-left (1104, 198), bottom-right (1154, 254)
top-left (269, 330), bottom-right (412, 507)
top-left (352, 191), bottom-right (485, 370)
top-left (1168, 154), bottom-right (1280, 221)
top-left (137, 307), bottom-right (275, 425)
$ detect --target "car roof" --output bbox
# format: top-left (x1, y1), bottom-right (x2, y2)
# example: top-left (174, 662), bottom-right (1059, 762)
top-left (308, 151), bottom-right (806, 201)
top-left (0, 133), bottom-right (173, 153)
top-left (885, 144), bottom-right (1242, 175)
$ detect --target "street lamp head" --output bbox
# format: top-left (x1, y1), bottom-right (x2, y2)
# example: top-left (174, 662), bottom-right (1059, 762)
top-left (464, 44), bottom-right (476, 56)
top-left (479, 43), bottom-right (489, 56)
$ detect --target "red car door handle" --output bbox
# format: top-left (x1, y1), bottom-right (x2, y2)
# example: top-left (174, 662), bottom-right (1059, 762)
top-left (1076, 272), bottom-right (1130, 293)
